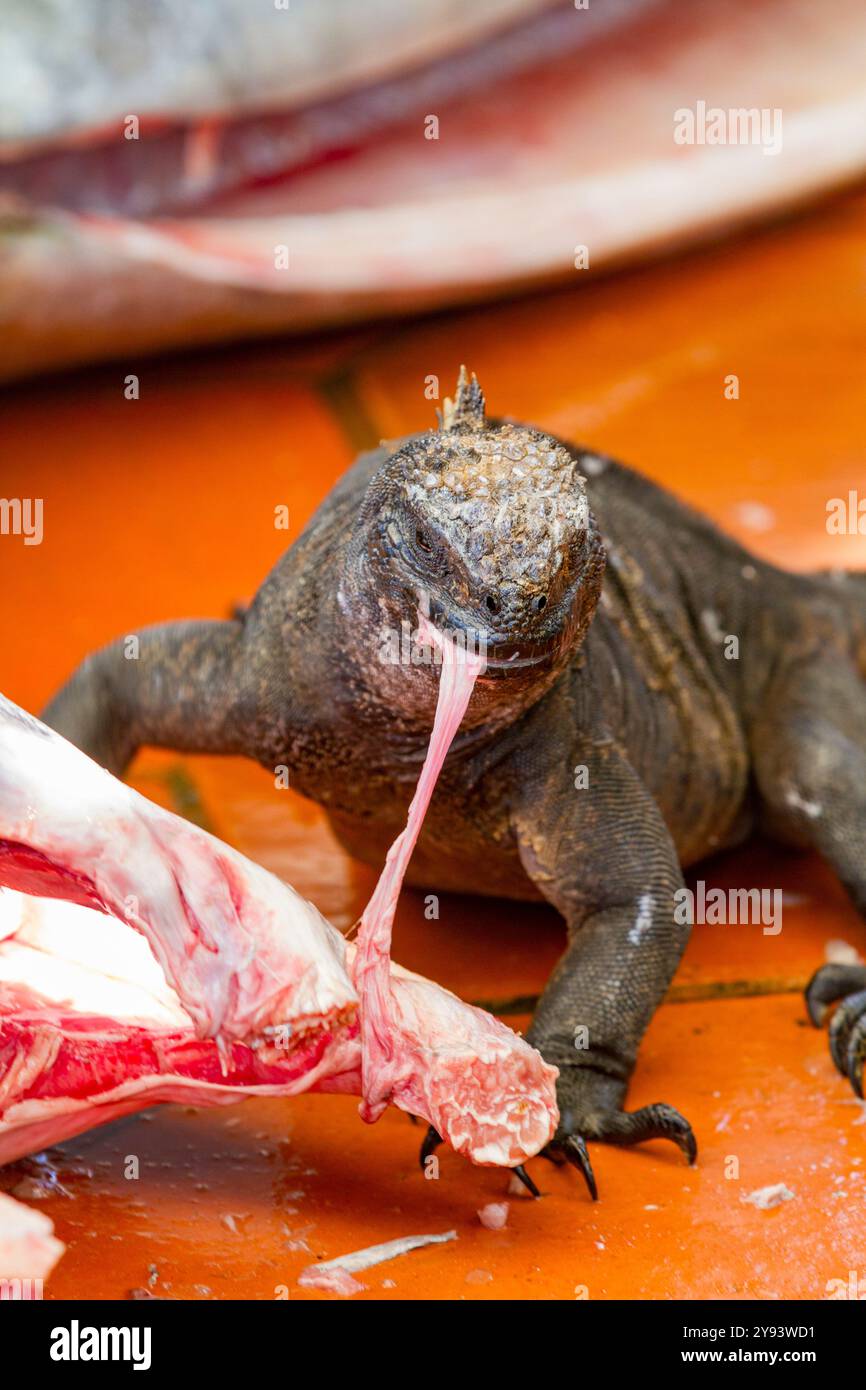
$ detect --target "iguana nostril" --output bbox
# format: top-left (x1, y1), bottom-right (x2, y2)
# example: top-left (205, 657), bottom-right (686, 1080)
top-left (486, 594), bottom-right (500, 615)
top-left (535, 595), bottom-right (547, 613)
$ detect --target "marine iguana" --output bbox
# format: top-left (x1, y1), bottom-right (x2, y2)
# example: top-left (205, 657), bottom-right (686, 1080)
top-left (42, 369), bottom-right (866, 1198)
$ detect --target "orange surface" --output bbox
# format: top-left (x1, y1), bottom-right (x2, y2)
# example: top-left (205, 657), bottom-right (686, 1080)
top-left (1, 186), bottom-right (866, 1300)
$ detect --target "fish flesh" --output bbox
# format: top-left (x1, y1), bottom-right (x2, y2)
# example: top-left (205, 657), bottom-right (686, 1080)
top-left (0, 629), bottom-right (558, 1274)
top-left (1, 0), bottom-right (865, 378)
top-left (0, 1189), bottom-right (64, 1285)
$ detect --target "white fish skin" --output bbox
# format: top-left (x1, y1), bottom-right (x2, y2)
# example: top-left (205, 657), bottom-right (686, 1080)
top-left (0, 2), bottom-right (643, 214)
top-left (298, 1228), bottom-right (457, 1282)
top-left (0, 0), bottom-right (552, 151)
top-left (1, 0), bottom-right (865, 379)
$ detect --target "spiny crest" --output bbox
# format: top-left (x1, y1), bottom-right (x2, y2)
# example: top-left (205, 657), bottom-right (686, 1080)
top-left (439, 365), bottom-right (486, 432)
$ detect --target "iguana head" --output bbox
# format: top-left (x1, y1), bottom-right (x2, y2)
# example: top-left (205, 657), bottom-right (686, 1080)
top-left (340, 368), bottom-right (605, 729)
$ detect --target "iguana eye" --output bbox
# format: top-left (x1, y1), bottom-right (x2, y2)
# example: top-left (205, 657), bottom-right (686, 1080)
top-left (414, 526), bottom-right (433, 554)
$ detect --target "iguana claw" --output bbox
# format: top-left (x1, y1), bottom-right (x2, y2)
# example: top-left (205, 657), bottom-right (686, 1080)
top-left (512, 1164), bottom-right (541, 1198)
top-left (806, 965), bottom-right (866, 1097)
top-left (540, 1100), bottom-right (697, 1200)
top-left (419, 1125), bottom-right (443, 1169)
top-left (805, 963), bottom-right (866, 1027)
top-left (543, 1133), bottom-right (598, 1201)
top-left (417, 1126), bottom-right (541, 1197)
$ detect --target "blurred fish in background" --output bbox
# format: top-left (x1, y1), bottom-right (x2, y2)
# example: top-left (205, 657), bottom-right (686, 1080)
top-left (0, 0), bottom-right (865, 380)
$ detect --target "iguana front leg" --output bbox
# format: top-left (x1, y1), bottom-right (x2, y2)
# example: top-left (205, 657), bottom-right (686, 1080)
top-left (512, 739), bottom-right (696, 1198)
top-left (42, 619), bottom-right (248, 774)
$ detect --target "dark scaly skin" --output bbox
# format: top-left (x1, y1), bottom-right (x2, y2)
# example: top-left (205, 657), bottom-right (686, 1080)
top-left (42, 370), bottom-right (866, 1196)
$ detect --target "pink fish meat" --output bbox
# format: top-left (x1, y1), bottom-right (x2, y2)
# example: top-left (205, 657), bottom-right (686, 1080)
top-left (0, 1189), bottom-right (65, 1285)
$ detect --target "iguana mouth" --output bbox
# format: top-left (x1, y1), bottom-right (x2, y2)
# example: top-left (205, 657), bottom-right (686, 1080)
top-left (422, 591), bottom-right (566, 678)
top-left (482, 635), bottom-right (561, 674)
